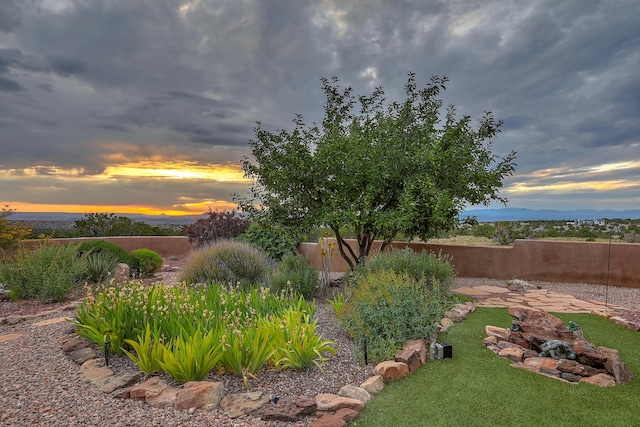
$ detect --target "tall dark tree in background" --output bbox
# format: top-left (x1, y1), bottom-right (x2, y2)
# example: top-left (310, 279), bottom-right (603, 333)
top-left (237, 73), bottom-right (517, 270)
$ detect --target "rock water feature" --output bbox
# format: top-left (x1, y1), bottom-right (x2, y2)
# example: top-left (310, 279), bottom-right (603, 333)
top-left (484, 306), bottom-right (634, 386)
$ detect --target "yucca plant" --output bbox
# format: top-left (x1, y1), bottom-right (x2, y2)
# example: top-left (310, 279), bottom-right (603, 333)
top-left (86, 251), bottom-right (119, 283)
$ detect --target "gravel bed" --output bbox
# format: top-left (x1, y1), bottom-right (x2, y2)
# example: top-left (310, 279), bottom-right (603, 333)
top-left (0, 301), bottom-right (373, 427)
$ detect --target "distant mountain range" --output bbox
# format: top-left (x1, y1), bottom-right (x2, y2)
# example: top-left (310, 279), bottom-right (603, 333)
top-left (461, 208), bottom-right (640, 222)
top-left (9, 212), bottom-right (206, 225)
top-left (8, 208), bottom-right (640, 225)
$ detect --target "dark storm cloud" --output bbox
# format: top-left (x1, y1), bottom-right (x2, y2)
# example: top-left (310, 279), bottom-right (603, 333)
top-left (0, 0), bottom-right (639, 211)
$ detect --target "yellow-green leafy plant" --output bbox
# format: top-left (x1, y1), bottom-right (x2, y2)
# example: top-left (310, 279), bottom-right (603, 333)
top-left (157, 327), bottom-right (224, 382)
top-left (123, 324), bottom-right (164, 374)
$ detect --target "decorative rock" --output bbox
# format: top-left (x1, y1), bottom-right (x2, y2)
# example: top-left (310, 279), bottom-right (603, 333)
top-left (61, 336), bottom-right (89, 353)
top-left (580, 373), bottom-right (616, 387)
top-left (261, 396), bottom-right (317, 421)
top-left (483, 335), bottom-right (498, 347)
top-left (147, 387), bottom-right (179, 408)
top-left (439, 317), bottom-right (454, 332)
top-left (174, 381), bottom-right (224, 411)
top-left (315, 393), bottom-right (364, 413)
top-left (93, 370), bottom-right (143, 394)
top-left (597, 347), bottom-right (634, 384)
top-left (220, 391), bottom-right (270, 418)
top-left (403, 339), bottom-right (427, 364)
top-left (130, 376), bottom-right (170, 400)
top-left (395, 348), bottom-right (421, 372)
top-left (485, 325), bottom-right (508, 340)
top-left (560, 372), bottom-right (581, 383)
top-left (311, 408), bottom-right (359, 427)
top-left (497, 347), bottom-right (524, 363)
top-left (556, 360), bottom-right (588, 376)
top-left (6, 315), bottom-right (24, 325)
top-left (80, 358), bottom-right (113, 382)
top-left (359, 375), bottom-right (384, 394)
top-left (374, 361), bottom-right (409, 381)
top-left (68, 347), bottom-right (97, 364)
top-left (338, 384), bottom-right (371, 404)
top-left (609, 316), bottom-right (640, 331)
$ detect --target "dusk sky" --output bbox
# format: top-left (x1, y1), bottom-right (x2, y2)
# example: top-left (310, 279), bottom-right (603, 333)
top-left (1, 0), bottom-right (639, 216)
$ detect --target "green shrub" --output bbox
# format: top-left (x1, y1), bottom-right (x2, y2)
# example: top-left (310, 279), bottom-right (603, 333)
top-left (179, 239), bottom-right (271, 288)
top-left (239, 222), bottom-right (299, 261)
top-left (86, 251), bottom-right (120, 283)
top-left (268, 253), bottom-right (319, 299)
top-left (77, 240), bottom-right (138, 272)
top-left (131, 248), bottom-right (163, 277)
top-left (338, 269), bottom-right (446, 364)
top-left (0, 242), bottom-right (88, 302)
top-left (352, 247), bottom-right (454, 292)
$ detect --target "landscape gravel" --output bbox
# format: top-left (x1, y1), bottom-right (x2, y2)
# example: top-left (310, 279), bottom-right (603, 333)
top-left (1, 276), bottom-right (639, 426)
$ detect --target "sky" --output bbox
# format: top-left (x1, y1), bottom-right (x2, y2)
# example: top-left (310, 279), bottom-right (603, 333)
top-left (0, 0), bottom-right (639, 216)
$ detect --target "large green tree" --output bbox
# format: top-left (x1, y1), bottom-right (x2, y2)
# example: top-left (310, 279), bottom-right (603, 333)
top-left (237, 73), bottom-right (516, 269)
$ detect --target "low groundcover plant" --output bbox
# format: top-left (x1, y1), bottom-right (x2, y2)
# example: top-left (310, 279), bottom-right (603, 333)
top-left (74, 281), bottom-right (335, 384)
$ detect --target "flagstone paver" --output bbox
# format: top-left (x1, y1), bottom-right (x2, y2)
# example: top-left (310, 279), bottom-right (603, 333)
top-left (0, 333), bottom-right (22, 343)
top-left (33, 317), bottom-right (71, 327)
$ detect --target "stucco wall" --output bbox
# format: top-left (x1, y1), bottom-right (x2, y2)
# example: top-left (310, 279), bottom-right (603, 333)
top-left (298, 239), bottom-right (640, 288)
top-left (36, 236), bottom-right (194, 258)
top-left (33, 236), bottom-right (640, 288)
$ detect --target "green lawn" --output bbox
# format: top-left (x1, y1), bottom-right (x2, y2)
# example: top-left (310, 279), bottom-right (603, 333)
top-left (351, 308), bottom-right (640, 426)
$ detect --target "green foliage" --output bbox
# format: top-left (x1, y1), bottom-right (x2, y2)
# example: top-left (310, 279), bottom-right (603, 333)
top-left (86, 251), bottom-right (120, 283)
top-left (74, 282), bottom-right (334, 384)
top-left (352, 248), bottom-right (454, 293)
top-left (156, 327), bottom-right (224, 382)
top-left (337, 270), bottom-right (446, 364)
top-left (77, 240), bottom-right (138, 272)
top-left (0, 242), bottom-right (88, 302)
top-left (0, 206), bottom-right (31, 257)
top-left (185, 209), bottom-right (251, 247)
top-left (131, 248), bottom-right (163, 277)
top-left (74, 212), bottom-right (180, 237)
top-left (238, 221), bottom-right (300, 261)
top-left (178, 239), bottom-right (271, 288)
top-left (268, 253), bottom-right (319, 299)
top-left (237, 73), bottom-right (516, 269)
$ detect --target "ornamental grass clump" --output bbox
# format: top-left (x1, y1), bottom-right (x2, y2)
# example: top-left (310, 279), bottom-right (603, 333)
top-left (179, 239), bottom-right (271, 289)
top-left (337, 269), bottom-right (447, 364)
top-left (74, 281), bottom-right (335, 384)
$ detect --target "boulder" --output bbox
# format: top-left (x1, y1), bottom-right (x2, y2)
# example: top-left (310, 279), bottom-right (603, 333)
top-left (174, 381), bottom-right (224, 411)
top-left (580, 373), bottom-right (616, 387)
top-left (68, 347), bottom-right (97, 365)
top-left (114, 263), bottom-right (130, 283)
top-left (338, 384), bottom-right (371, 404)
top-left (147, 387), bottom-right (178, 408)
top-left (359, 375), bottom-right (384, 394)
top-left (403, 339), bottom-right (427, 364)
top-left (374, 361), bottom-right (409, 381)
top-left (60, 336), bottom-right (89, 353)
top-left (395, 348), bottom-right (421, 372)
top-left (311, 408), bottom-right (359, 427)
top-left (92, 370), bottom-right (143, 394)
top-left (130, 377), bottom-right (170, 400)
top-left (219, 391), bottom-right (270, 418)
top-left (315, 393), bottom-right (365, 413)
top-left (261, 396), bottom-right (317, 421)
top-left (497, 347), bottom-right (524, 363)
top-left (609, 316), bottom-right (640, 331)
top-left (80, 358), bottom-right (113, 383)
top-left (439, 317), bottom-right (455, 332)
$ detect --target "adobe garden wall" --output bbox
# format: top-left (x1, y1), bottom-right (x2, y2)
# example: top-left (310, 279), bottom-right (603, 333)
top-left (298, 239), bottom-right (640, 289)
top-left (38, 236), bottom-right (640, 288)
